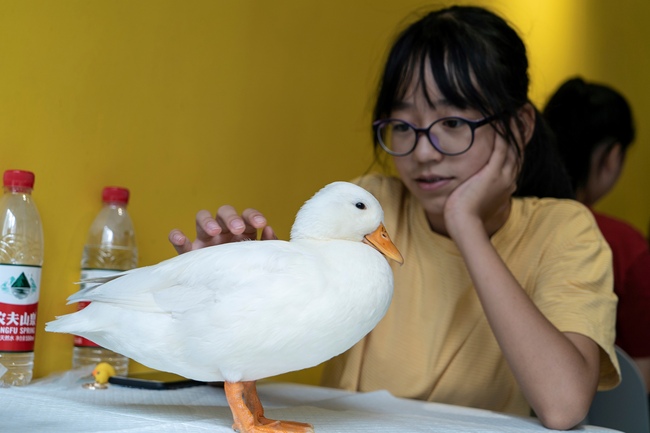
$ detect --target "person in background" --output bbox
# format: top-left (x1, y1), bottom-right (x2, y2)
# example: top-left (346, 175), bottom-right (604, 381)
top-left (169, 6), bottom-right (619, 429)
top-left (544, 77), bottom-right (650, 392)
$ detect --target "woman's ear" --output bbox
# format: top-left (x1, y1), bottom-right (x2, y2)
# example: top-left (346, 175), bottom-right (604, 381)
top-left (517, 103), bottom-right (536, 149)
top-left (584, 141), bottom-right (625, 205)
top-left (600, 142), bottom-right (625, 181)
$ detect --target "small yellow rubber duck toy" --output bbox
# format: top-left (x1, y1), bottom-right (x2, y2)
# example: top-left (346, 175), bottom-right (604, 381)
top-left (82, 362), bottom-right (116, 390)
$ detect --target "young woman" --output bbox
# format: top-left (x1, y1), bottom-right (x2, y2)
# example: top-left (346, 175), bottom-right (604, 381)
top-left (169, 6), bottom-right (618, 430)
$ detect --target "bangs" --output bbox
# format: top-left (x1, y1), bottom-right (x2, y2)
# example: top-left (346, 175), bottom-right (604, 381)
top-left (377, 16), bottom-right (493, 119)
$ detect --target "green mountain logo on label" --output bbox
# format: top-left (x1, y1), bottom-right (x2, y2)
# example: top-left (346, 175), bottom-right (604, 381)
top-left (0, 271), bottom-right (38, 300)
top-left (11, 272), bottom-right (32, 299)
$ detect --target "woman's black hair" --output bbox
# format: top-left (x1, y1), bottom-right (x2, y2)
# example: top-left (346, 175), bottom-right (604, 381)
top-left (372, 5), bottom-right (574, 199)
top-left (543, 77), bottom-right (635, 192)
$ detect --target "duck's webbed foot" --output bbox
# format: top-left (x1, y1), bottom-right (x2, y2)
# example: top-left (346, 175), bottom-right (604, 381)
top-left (224, 381), bottom-right (314, 433)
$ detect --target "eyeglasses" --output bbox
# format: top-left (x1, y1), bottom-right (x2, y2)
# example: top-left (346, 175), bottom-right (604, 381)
top-left (373, 115), bottom-right (497, 156)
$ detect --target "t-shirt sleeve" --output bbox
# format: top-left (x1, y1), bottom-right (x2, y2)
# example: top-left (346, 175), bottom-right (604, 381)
top-left (532, 207), bottom-right (620, 390)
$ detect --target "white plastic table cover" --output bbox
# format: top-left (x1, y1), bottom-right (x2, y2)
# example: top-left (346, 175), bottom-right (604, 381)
top-left (1, 370), bottom-right (620, 433)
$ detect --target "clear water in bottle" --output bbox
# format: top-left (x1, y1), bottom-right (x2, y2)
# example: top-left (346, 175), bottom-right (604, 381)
top-left (0, 170), bottom-right (44, 387)
top-left (72, 187), bottom-right (137, 376)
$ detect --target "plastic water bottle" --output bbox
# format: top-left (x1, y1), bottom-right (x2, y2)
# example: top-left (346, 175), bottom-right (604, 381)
top-left (0, 170), bottom-right (44, 387)
top-left (72, 186), bottom-right (137, 376)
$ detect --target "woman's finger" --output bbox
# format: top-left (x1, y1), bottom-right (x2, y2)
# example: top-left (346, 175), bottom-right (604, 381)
top-left (168, 229), bottom-right (193, 255)
top-left (195, 209), bottom-right (222, 239)
top-left (261, 225), bottom-right (278, 241)
top-left (216, 205), bottom-right (246, 235)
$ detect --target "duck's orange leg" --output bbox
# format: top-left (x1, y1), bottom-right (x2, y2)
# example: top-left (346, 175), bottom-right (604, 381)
top-left (224, 381), bottom-right (314, 433)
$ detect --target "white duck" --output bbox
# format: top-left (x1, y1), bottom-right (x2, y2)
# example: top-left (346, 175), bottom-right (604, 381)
top-left (47, 181), bottom-right (403, 433)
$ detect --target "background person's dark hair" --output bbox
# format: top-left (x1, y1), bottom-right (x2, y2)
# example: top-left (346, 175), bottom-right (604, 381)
top-left (543, 77), bottom-right (636, 193)
top-left (372, 5), bottom-right (574, 199)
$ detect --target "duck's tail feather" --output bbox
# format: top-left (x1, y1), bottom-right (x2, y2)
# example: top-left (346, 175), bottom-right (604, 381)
top-left (78, 272), bottom-right (127, 285)
top-left (45, 309), bottom-right (97, 335)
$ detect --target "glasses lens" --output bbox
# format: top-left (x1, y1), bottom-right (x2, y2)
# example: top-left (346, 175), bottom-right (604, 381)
top-left (431, 118), bottom-right (473, 155)
top-left (377, 120), bottom-right (415, 156)
top-left (376, 117), bottom-right (477, 156)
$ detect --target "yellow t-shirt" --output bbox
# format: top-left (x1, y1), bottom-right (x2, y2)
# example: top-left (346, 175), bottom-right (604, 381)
top-left (322, 174), bottom-right (620, 416)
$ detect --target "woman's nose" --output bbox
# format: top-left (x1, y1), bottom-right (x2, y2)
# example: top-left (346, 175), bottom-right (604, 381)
top-left (412, 131), bottom-right (444, 162)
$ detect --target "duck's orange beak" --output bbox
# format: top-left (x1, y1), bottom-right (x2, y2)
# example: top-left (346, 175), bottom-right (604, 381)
top-left (362, 223), bottom-right (404, 265)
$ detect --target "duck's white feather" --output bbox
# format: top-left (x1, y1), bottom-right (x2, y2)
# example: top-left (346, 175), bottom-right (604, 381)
top-left (47, 182), bottom-right (395, 383)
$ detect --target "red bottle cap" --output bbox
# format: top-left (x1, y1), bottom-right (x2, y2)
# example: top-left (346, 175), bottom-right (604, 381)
top-left (102, 187), bottom-right (130, 204)
top-left (3, 170), bottom-right (35, 188)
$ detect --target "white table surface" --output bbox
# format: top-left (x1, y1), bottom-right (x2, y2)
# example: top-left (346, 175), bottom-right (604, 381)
top-left (1, 370), bottom-right (620, 433)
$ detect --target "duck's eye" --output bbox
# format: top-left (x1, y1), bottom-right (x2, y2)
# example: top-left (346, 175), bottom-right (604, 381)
top-left (355, 202), bottom-right (366, 210)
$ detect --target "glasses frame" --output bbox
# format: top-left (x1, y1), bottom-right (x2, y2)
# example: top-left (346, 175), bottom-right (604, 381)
top-left (373, 115), bottom-right (498, 156)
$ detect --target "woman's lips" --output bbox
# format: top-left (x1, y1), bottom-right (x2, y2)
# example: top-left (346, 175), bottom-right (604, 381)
top-left (415, 176), bottom-right (452, 191)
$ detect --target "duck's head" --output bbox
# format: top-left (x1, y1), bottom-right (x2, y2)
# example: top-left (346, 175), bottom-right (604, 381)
top-left (290, 182), bottom-right (403, 264)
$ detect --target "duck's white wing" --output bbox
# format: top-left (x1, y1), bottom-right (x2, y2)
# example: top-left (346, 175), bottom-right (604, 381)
top-left (151, 240), bottom-right (324, 315)
top-left (67, 240), bottom-right (310, 313)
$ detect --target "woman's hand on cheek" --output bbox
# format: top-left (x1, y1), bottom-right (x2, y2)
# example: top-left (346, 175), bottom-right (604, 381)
top-left (444, 135), bottom-right (518, 238)
top-left (168, 206), bottom-right (277, 255)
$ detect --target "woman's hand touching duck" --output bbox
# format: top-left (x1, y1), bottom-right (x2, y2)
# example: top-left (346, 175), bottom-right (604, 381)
top-left (169, 206), bottom-right (278, 254)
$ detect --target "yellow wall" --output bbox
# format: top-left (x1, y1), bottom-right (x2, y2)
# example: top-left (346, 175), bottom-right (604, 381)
top-left (0, 0), bottom-right (648, 383)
